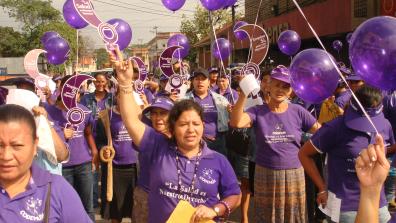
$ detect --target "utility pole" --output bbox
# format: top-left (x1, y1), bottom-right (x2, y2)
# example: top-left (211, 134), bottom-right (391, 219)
top-left (231, 4), bottom-right (237, 64)
top-left (208, 12), bottom-right (215, 67)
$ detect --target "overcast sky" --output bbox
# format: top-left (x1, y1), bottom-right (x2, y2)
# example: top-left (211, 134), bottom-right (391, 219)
top-left (0, 0), bottom-right (245, 49)
top-left (0, 0), bottom-right (200, 48)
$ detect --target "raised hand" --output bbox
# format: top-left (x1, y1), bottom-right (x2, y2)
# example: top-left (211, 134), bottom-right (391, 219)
top-left (355, 134), bottom-right (390, 189)
top-left (108, 48), bottom-right (134, 86)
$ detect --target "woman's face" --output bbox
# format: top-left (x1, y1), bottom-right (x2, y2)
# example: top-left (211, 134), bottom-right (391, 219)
top-left (0, 121), bottom-right (37, 185)
top-left (269, 78), bottom-right (292, 103)
top-left (217, 77), bottom-right (229, 91)
top-left (94, 75), bottom-right (108, 92)
top-left (173, 110), bottom-right (204, 151)
top-left (192, 74), bottom-right (209, 95)
top-left (150, 108), bottom-right (170, 134)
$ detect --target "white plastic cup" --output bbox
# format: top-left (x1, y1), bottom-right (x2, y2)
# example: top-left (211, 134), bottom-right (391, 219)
top-left (239, 74), bottom-right (260, 96)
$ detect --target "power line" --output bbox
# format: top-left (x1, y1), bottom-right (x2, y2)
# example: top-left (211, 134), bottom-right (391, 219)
top-left (111, 0), bottom-right (195, 14)
top-left (135, 0), bottom-right (197, 13)
top-left (94, 0), bottom-right (191, 18)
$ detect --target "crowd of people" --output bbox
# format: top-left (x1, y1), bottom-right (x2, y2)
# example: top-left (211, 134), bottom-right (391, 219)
top-left (0, 47), bottom-right (395, 223)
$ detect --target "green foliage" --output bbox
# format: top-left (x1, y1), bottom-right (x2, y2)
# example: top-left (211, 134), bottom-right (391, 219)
top-left (0, 0), bottom-right (93, 74)
top-left (94, 48), bottom-right (109, 70)
top-left (0, 27), bottom-right (27, 57)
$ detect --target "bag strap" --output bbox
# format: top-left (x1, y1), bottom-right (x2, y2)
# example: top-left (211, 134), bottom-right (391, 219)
top-left (43, 182), bottom-right (52, 223)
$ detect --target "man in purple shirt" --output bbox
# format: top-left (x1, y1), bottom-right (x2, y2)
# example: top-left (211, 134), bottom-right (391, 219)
top-left (299, 86), bottom-right (394, 223)
top-left (208, 67), bottom-right (219, 91)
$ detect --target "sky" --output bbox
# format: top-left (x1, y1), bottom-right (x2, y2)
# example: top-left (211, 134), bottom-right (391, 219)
top-left (0, 0), bottom-right (245, 49)
top-left (0, 0), bottom-right (200, 48)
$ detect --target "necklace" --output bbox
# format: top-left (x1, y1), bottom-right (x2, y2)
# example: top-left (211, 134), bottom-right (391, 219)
top-left (175, 147), bottom-right (202, 200)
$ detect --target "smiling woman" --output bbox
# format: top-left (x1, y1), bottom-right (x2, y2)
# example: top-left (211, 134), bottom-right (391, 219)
top-left (0, 104), bottom-right (92, 223)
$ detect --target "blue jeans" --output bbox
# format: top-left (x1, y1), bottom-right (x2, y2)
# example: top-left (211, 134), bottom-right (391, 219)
top-left (326, 206), bottom-right (391, 223)
top-left (62, 162), bottom-right (95, 221)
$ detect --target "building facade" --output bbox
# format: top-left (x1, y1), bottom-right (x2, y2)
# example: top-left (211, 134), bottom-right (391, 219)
top-left (195, 0), bottom-right (384, 69)
top-left (146, 32), bottom-right (180, 72)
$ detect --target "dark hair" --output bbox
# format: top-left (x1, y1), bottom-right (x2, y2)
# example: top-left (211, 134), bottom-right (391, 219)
top-left (168, 99), bottom-right (204, 134)
top-left (93, 72), bottom-right (107, 79)
top-left (0, 104), bottom-right (37, 140)
top-left (355, 85), bottom-right (382, 108)
top-left (60, 75), bottom-right (72, 88)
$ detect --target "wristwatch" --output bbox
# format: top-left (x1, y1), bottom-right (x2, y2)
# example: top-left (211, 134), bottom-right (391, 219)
top-left (213, 206), bottom-right (220, 217)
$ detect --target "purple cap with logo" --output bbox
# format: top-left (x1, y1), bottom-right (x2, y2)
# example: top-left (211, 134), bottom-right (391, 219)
top-left (160, 74), bottom-right (169, 81)
top-left (142, 97), bottom-right (174, 115)
top-left (346, 73), bottom-right (363, 81)
top-left (344, 99), bottom-right (387, 132)
top-left (270, 65), bottom-right (291, 84)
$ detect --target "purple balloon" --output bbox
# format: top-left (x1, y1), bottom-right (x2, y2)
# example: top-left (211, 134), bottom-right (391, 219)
top-left (278, 30), bottom-right (301, 56)
top-left (105, 18), bottom-right (132, 51)
top-left (233, 21), bottom-right (248, 40)
top-left (167, 34), bottom-right (190, 59)
top-left (211, 38), bottom-right (231, 60)
top-left (161, 0), bottom-right (186, 11)
top-left (63, 0), bottom-right (89, 29)
top-left (290, 48), bottom-right (339, 103)
top-left (332, 40), bottom-right (343, 52)
top-left (200, 0), bottom-right (227, 11)
top-left (346, 32), bottom-right (353, 44)
top-left (349, 16), bottom-right (396, 90)
top-left (46, 52), bottom-right (69, 65)
top-left (44, 37), bottom-right (70, 60)
top-left (41, 31), bottom-right (60, 45)
top-left (224, 0), bottom-right (237, 8)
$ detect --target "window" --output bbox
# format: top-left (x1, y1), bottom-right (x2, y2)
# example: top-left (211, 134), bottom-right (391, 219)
top-left (354, 0), bottom-right (368, 17)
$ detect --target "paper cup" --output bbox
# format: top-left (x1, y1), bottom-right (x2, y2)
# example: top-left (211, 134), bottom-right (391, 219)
top-left (239, 74), bottom-right (260, 96)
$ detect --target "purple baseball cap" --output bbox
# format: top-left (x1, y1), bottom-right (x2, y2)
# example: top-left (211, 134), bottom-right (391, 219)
top-left (160, 74), bottom-right (169, 81)
top-left (337, 62), bottom-right (352, 75)
top-left (142, 97), bottom-right (174, 116)
top-left (346, 74), bottom-right (363, 81)
top-left (344, 99), bottom-right (386, 132)
top-left (270, 65), bottom-right (291, 84)
top-left (208, 67), bottom-right (219, 73)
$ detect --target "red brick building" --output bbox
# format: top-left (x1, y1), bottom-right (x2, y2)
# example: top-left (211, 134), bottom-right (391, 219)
top-left (195, 0), bottom-right (385, 68)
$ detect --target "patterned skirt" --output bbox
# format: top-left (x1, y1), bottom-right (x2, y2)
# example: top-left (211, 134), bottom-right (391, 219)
top-left (132, 186), bottom-right (149, 223)
top-left (254, 165), bottom-right (306, 223)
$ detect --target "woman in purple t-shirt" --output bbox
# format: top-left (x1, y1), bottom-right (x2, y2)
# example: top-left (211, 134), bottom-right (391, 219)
top-left (0, 104), bottom-right (92, 223)
top-left (299, 86), bottom-right (395, 223)
top-left (230, 66), bottom-right (321, 223)
top-left (110, 50), bottom-right (241, 223)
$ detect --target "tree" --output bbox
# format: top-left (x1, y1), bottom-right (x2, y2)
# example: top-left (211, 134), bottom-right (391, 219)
top-left (180, 5), bottom-right (234, 63)
top-left (0, 27), bottom-right (27, 57)
top-left (0, 0), bottom-right (93, 74)
top-left (94, 48), bottom-right (109, 70)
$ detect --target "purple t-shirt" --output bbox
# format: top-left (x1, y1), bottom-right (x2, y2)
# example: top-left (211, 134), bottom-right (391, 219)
top-left (44, 103), bottom-right (93, 167)
top-left (335, 90), bottom-right (352, 109)
top-left (247, 103), bottom-right (316, 169)
top-left (383, 93), bottom-right (396, 139)
top-left (310, 116), bottom-right (395, 211)
top-left (0, 164), bottom-right (92, 222)
top-left (194, 93), bottom-right (218, 138)
top-left (109, 111), bottom-right (138, 165)
top-left (139, 127), bottom-right (240, 223)
top-left (216, 88), bottom-right (239, 105)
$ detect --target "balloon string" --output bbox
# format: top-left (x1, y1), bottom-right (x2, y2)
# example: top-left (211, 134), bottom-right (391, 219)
top-left (247, 0), bottom-right (263, 63)
top-left (291, 0), bottom-right (379, 134)
top-left (209, 12), bottom-right (235, 104)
